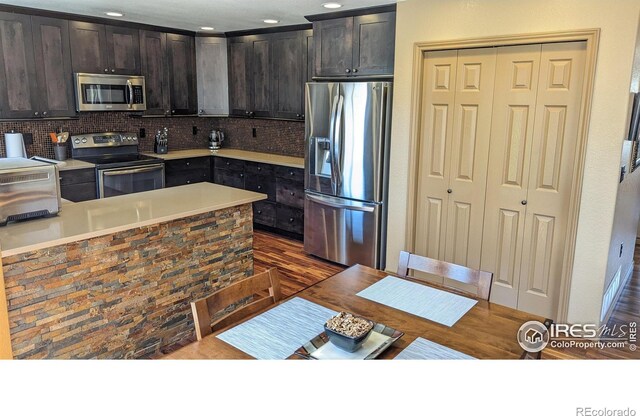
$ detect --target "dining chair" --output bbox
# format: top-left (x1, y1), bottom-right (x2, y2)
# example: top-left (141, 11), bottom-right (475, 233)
top-left (190, 268), bottom-right (283, 340)
top-left (396, 251), bottom-right (493, 301)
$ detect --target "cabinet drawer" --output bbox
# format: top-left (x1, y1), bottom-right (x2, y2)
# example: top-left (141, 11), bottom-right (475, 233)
top-left (276, 178), bottom-right (304, 209)
top-left (276, 205), bottom-right (304, 235)
top-left (166, 170), bottom-right (211, 187)
top-left (245, 161), bottom-right (274, 176)
top-left (60, 183), bottom-right (96, 202)
top-left (214, 168), bottom-right (245, 188)
top-left (253, 201), bottom-right (276, 227)
top-left (59, 168), bottom-right (95, 186)
top-left (165, 157), bottom-right (210, 173)
top-left (245, 174), bottom-right (276, 201)
top-left (275, 165), bottom-right (304, 182)
top-left (215, 157), bottom-right (244, 172)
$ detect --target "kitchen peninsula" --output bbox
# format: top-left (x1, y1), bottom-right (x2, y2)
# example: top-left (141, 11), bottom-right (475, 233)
top-left (0, 183), bottom-right (265, 359)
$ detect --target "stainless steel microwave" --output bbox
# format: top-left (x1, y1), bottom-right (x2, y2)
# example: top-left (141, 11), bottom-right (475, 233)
top-left (75, 73), bottom-right (146, 111)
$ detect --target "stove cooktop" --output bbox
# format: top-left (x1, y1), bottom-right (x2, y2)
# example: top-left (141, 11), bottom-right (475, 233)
top-left (77, 154), bottom-right (163, 169)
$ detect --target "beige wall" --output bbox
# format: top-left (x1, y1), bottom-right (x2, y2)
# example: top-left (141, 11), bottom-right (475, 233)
top-left (388, 0), bottom-right (640, 324)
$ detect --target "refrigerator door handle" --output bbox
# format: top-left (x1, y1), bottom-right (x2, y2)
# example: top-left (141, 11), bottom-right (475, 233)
top-left (329, 97), bottom-right (339, 194)
top-left (334, 94), bottom-right (344, 190)
top-left (306, 193), bottom-right (376, 212)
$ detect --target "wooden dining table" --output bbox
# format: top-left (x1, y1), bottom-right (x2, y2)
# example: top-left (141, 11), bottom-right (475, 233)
top-left (165, 264), bottom-right (547, 359)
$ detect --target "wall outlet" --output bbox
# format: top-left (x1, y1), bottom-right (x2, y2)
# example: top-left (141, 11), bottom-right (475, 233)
top-left (252, 128), bottom-right (257, 138)
top-left (139, 128), bottom-right (146, 138)
top-left (192, 126), bottom-right (198, 135)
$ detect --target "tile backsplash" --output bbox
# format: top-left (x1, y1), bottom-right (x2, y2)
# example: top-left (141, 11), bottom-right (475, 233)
top-left (0, 113), bottom-right (305, 160)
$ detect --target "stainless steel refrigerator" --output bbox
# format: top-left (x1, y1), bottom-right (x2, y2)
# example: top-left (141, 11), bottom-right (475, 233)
top-left (304, 81), bottom-right (392, 269)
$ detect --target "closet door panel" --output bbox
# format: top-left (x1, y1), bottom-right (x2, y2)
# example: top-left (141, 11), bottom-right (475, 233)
top-left (413, 50), bottom-right (458, 266)
top-left (480, 44), bottom-right (541, 308)
top-left (444, 48), bottom-right (497, 269)
top-left (518, 41), bottom-right (586, 318)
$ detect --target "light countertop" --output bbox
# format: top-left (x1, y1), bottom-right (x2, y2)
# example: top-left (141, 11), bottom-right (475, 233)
top-left (57, 159), bottom-right (95, 171)
top-left (141, 148), bottom-right (304, 169)
top-left (0, 183), bottom-right (266, 258)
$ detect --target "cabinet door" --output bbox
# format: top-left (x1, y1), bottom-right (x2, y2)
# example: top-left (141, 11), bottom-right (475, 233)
top-left (69, 21), bottom-right (108, 73)
top-left (271, 31), bottom-right (304, 120)
top-left (167, 33), bottom-right (197, 115)
top-left (303, 30), bottom-right (314, 119)
top-left (140, 30), bottom-right (170, 115)
top-left (196, 36), bottom-right (229, 115)
top-left (352, 12), bottom-right (396, 76)
top-left (227, 37), bottom-right (252, 116)
top-left (0, 13), bottom-right (39, 119)
top-left (314, 17), bottom-right (353, 77)
top-left (31, 16), bottom-right (75, 118)
top-left (105, 25), bottom-right (140, 74)
top-left (251, 35), bottom-right (271, 118)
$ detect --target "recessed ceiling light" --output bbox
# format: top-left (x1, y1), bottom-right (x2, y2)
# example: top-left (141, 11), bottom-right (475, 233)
top-left (200, 26), bottom-right (215, 31)
top-left (105, 12), bottom-right (124, 17)
top-left (263, 19), bottom-right (279, 24)
top-left (322, 2), bottom-right (343, 9)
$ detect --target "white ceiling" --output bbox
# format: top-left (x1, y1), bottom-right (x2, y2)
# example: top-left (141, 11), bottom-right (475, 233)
top-left (3, 0), bottom-right (397, 33)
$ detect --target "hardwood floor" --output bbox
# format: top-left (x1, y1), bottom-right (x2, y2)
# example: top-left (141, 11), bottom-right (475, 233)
top-left (253, 230), bottom-right (345, 298)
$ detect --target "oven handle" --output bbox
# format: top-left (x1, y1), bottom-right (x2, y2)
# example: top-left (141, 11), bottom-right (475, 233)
top-left (126, 79), bottom-right (134, 109)
top-left (102, 165), bottom-right (164, 176)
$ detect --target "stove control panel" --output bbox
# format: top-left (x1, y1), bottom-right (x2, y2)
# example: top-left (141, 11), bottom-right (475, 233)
top-left (71, 132), bottom-right (139, 149)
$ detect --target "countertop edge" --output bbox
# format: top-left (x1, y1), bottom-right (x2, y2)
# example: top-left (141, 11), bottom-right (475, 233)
top-left (141, 149), bottom-right (305, 169)
top-left (1, 194), bottom-right (266, 258)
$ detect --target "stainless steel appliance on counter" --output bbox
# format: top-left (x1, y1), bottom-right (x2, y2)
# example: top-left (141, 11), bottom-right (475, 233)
top-left (304, 81), bottom-right (392, 269)
top-left (75, 73), bottom-right (146, 112)
top-left (0, 158), bottom-right (61, 226)
top-left (71, 132), bottom-right (164, 198)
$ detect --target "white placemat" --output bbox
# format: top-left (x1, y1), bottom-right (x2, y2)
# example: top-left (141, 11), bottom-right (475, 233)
top-left (216, 297), bottom-right (337, 360)
top-left (356, 276), bottom-right (477, 327)
top-left (394, 337), bottom-right (476, 360)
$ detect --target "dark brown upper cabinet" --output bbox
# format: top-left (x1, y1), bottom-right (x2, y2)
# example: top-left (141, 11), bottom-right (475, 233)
top-left (228, 29), bottom-right (311, 121)
top-left (70, 21), bottom-right (140, 75)
top-left (166, 33), bottom-right (197, 115)
top-left (31, 16), bottom-right (76, 118)
top-left (0, 13), bottom-right (75, 119)
top-left (313, 11), bottom-right (396, 77)
top-left (140, 30), bottom-right (170, 115)
top-left (0, 12), bottom-right (39, 119)
top-left (271, 31), bottom-right (306, 120)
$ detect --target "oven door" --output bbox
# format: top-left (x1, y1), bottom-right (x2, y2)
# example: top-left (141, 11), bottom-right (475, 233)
top-left (98, 164), bottom-right (165, 198)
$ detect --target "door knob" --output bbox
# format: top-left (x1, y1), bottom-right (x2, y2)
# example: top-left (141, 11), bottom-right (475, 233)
top-left (447, 189), bottom-right (452, 194)
top-left (521, 200), bottom-right (528, 205)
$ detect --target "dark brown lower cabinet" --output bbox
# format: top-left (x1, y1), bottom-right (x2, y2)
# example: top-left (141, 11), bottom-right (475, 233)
top-left (253, 201), bottom-right (276, 227)
top-left (165, 157), bottom-right (211, 187)
top-left (59, 168), bottom-right (96, 202)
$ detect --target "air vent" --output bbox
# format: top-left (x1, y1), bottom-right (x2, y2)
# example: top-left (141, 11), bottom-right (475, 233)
top-left (0, 172), bottom-right (49, 185)
top-left (6, 210), bottom-right (50, 222)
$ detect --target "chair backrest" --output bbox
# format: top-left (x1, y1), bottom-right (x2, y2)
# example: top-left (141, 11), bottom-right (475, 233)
top-left (396, 251), bottom-right (493, 301)
top-left (190, 268), bottom-right (282, 340)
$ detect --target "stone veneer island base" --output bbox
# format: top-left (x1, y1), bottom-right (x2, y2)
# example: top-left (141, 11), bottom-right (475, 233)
top-left (0, 183), bottom-right (265, 359)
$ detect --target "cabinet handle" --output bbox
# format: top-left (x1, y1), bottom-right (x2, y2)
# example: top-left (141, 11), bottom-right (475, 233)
top-left (104, 68), bottom-right (109, 73)
top-left (245, 111), bottom-right (250, 115)
top-left (249, 111), bottom-right (255, 117)
top-left (521, 200), bottom-right (528, 205)
top-left (42, 111), bottom-right (48, 117)
top-left (288, 217), bottom-right (294, 223)
top-left (257, 210), bottom-right (262, 214)
top-left (296, 114), bottom-right (301, 118)
top-left (257, 167), bottom-right (262, 171)
top-left (353, 68), bottom-right (358, 73)
top-left (345, 69), bottom-right (351, 73)
top-left (226, 162), bottom-right (230, 166)
top-left (289, 171), bottom-right (294, 176)
top-left (257, 185), bottom-right (262, 190)
top-left (290, 192), bottom-right (295, 196)
top-left (240, 173), bottom-right (244, 178)
top-left (187, 180), bottom-right (191, 184)
top-left (447, 189), bottom-right (452, 194)
top-left (111, 69), bottom-right (116, 73)
top-left (171, 110), bottom-right (176, 114)
top-left (34, 111), bottom-right (39, 116)
top-left (186, 162), bottom-right (190, 166)
top-left (199, 109), bottom-right (204, 114)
